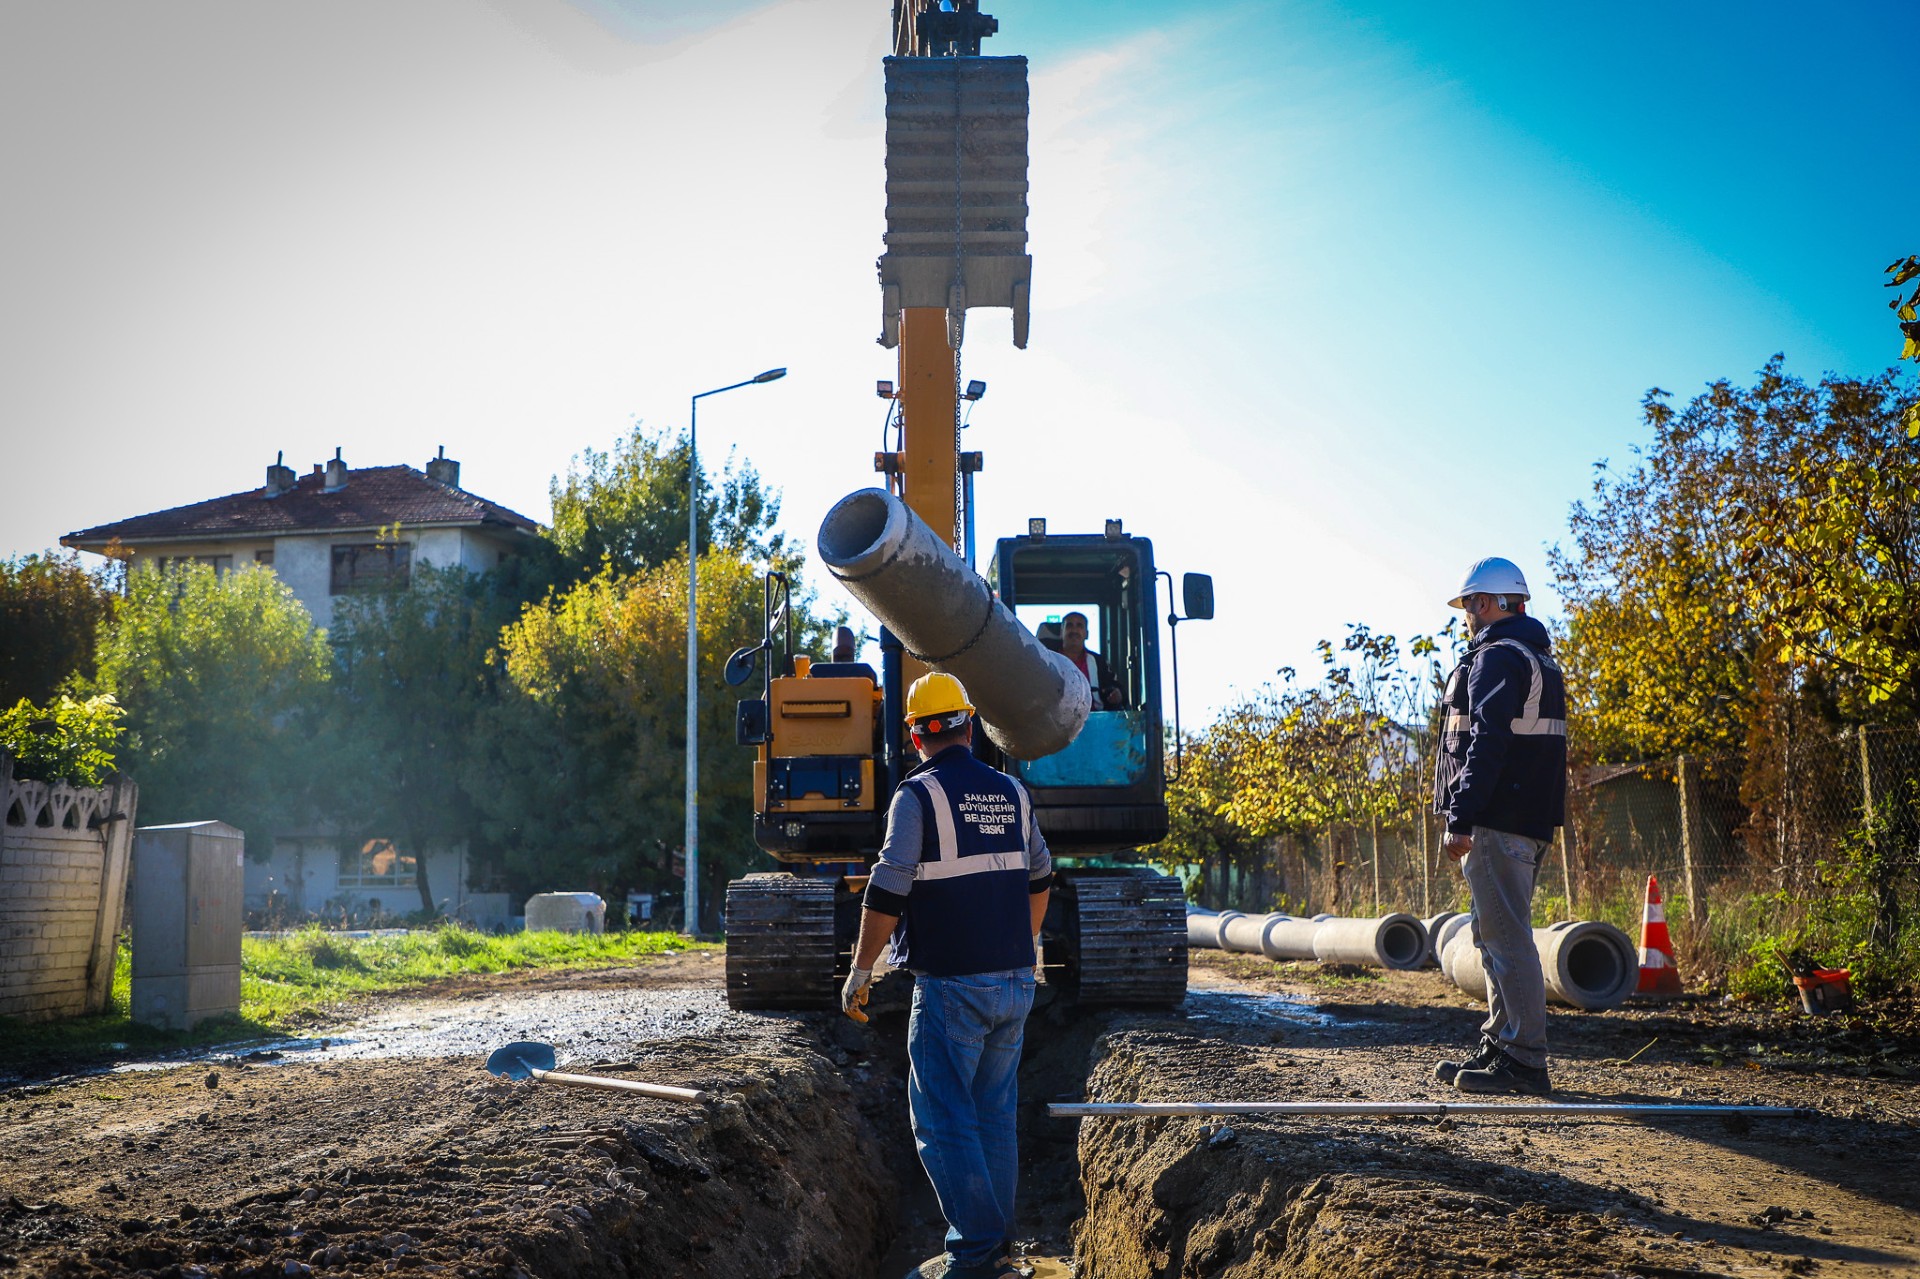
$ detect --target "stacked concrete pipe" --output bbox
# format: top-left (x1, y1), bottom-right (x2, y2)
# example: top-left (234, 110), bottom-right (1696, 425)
top-left (1420, 912), bottom-right (1462, 968)
top-left (1312, 913), bottom-right (1429, 970)
top-left (1185, 909), bottom-right (1243, 950)
top-left (1184, 909), bottom-right (1429, 970)
top-left (1439, 920), bottom-right (1638, 1012)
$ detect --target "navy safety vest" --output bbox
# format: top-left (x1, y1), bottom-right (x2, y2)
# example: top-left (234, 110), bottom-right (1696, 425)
top-left (1432, 617), bottom-right (1568, 841)
top-left (890, 746), bottom-right (1039, 977)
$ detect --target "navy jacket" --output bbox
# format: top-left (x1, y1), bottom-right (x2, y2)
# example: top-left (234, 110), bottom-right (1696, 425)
top-left (1432, 614), bottom-right (1568, 841)
top-left (863, 745), bottom-right (1053, 977)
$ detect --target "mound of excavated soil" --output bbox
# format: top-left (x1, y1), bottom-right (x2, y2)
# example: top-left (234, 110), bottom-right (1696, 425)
top-left (1068, 953), bottom-right (1920, 1279)
top-left (0, 1020), bottom-right (894, 1279)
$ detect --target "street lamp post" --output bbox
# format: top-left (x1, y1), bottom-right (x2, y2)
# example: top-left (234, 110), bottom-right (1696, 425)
top-left (685, 367), bottom-right (786, 935)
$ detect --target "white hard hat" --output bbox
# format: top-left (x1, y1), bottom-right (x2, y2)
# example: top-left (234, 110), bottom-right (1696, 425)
top-left (1448, 557), bottom-right (1530, 609)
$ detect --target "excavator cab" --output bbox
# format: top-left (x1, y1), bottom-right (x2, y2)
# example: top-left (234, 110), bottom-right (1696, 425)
top-left (987, 528), bottom-right (1168, 853)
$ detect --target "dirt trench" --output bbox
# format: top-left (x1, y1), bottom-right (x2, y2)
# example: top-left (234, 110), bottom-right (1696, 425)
top-left (3, 952), bottom-right (1918, 1279)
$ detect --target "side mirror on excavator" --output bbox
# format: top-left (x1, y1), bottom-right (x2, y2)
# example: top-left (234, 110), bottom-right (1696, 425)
top-left (724, 644), bottom-right (764, 687)
top-left (1182, 572), bottom-right (1215, 621)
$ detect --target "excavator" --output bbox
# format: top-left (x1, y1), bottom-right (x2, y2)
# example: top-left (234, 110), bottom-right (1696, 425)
top-left (720, 0), bottom-right (1214, 1012)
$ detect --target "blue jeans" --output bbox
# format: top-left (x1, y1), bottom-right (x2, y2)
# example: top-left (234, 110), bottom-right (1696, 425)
top-left (907, 969), bottom-right (1036, 1270)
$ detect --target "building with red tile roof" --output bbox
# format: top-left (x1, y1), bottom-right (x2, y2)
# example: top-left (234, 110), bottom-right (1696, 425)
top-left (64, 449), bottom-right (539, 632)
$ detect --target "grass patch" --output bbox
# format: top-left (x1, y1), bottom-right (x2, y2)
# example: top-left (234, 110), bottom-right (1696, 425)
top-left (0, 924), bottom-right (714, 1080)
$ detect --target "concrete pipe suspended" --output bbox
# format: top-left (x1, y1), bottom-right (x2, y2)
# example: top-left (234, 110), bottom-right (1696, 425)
top-left (1441, 921), bottom-right (1639, 1012)
top-left (817, 488), bottom-right (1090, 760)
top-left (1421, 912), bottom-right (1462, 968)
top-left (1311, 913), bottom-right (1429, 971)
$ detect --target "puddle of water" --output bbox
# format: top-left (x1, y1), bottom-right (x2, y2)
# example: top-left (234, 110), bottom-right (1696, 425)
top-left (1182, 989), bottom-right (1340, 1028)
top-left (87, 987), bottom-right (752, 1079)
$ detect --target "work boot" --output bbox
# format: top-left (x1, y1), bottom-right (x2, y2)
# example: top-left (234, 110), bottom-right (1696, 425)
top-left (1453, 1051), bottom-right (1552, 1096)
top-left (1432, 1038), bottom-right (1500, 1085)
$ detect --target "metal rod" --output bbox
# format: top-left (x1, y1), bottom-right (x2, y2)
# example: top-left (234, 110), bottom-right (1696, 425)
top-left (1049, 1101), bottom-right (1808, 1119)
top-left (531, 1067), bottom-right (715, 1105)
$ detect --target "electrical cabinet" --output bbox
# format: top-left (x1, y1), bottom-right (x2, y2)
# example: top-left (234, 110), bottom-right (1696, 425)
top-left (130, 820), bottom-right (244, 1030)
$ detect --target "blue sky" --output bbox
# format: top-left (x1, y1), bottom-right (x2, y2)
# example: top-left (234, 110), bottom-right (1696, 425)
top-left (2, 1), bottom-right (1914, 724)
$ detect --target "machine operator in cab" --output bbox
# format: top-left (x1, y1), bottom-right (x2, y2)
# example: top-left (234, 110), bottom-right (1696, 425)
top-left (841, 672), bottom-right (1052, 1279)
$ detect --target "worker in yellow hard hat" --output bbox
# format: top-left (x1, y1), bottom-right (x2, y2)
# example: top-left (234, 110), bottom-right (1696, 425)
top-left (843, 670), bottom-right (1052, 1279)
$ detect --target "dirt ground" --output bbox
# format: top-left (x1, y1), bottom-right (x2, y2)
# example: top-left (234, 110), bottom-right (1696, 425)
top-left (1069, 953), bottom-right (1920, 1279)
top-left (0, 948), bottom-right (1915, 1278)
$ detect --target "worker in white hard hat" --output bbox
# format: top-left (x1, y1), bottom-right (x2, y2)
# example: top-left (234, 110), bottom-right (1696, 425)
top-left (843, 671), bottom-right (1052, 1279)
top-left (1431, 557), bottom-right (1568, 1096)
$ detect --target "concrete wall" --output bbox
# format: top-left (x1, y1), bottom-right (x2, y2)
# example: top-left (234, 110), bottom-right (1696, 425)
top-left (244, 836), bottom-right (511, 930)
top-left (0, 754), bottom-right (138, 1021)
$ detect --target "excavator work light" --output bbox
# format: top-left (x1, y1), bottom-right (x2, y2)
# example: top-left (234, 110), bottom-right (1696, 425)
top-left (1028, 517), bottom-right (1046, 540)
top-left (963, 380), bottom-right (987, 402)
top-left (876, 380), bottom-right (895, 399)
top-left (1105, 519), bottom-right (1123, 539)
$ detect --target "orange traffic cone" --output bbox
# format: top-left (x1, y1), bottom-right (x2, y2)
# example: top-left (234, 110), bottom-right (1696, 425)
top-left (1635, 875), bottom-right (1684, 996)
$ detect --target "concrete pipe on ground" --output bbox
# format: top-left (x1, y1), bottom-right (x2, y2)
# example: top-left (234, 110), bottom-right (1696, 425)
top-left (817, 488), bottom-right (1089, 760)
top-left (1256, 916), bottom-right (1322, 961)
top-left (1441, 921), bottom-right (1639, 1012)
top-left (1217, 912), bottom-right (1281, 955)
top-left (1311, 913), bottom-right (1429, 971)
top-left (1185, 909), bottom-right (1242, 950)
top-left (1421, 912), bottom-right (1462, 968)
top-left (1432, 913), bottom-right (1474, 964)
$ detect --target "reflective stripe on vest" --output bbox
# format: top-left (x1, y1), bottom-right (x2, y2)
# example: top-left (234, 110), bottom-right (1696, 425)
top-left (1444, 639), bottom-right (1565, 738)
top-left (913, 773), bottom-right (1033, 881)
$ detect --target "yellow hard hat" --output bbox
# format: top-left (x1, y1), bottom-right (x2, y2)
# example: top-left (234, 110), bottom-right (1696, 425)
top-left (904, 672), bottom-right (974, 732)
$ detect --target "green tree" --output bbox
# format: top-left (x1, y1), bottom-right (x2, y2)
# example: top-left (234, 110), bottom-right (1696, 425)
top-left (86, 562), bottom-right (332, 842)
top-left (0, 693), bottom-right (125, 785)
top-left (0, 550), bottom-right (120, 706)
top-left (484, 549), bottom-right (829, 927)
top-left (325, 559), bottom-right (541, 914)
top-left (546, 425), bottom-right (795, 584)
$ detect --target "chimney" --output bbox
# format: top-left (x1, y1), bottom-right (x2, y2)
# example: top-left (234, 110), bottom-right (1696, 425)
top-left (425, 444), bottom-right (460, 489)
top-left (264, 450), bottom-right (296, 498)
top-left (323, 447), bottom-right (348, 493)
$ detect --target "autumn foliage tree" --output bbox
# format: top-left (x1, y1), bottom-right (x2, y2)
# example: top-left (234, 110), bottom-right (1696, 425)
top-left (1553, 356), bottom-right (1920, 768)
top-left (485, 550), bottom-right (831, 928)
top-left (1158, 625), bottom-right (1442, 909)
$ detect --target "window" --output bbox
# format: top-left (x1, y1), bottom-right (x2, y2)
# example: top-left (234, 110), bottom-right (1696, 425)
top-left (157, 554), bottom-right (233, 575)
top-left (337, 839), bottom-right (417, 888)
top-left (254, 548), bottom-right (274, 567)
top-left (330, 542), bottom-right (411, 593)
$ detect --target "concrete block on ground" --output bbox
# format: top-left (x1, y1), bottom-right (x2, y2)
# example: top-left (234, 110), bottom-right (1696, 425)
top-left (524, 892), bottom-right (607, 934)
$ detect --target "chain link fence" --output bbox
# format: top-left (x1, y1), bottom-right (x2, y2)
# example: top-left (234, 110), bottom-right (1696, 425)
top-left (1193, 726), bottom-right (1920, 971)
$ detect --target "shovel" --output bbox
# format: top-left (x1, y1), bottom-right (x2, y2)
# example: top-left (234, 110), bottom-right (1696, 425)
top-left (484, 1040), bottom-right (717, 1105)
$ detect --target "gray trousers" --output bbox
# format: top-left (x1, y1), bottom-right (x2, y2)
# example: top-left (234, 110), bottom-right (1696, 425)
top-left (1463, 827), bottom-right (1550, 1069)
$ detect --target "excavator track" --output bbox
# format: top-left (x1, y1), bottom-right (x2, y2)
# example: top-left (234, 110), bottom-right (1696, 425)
top-left (724, 873), bottom-right (838, 1010)
top-left (1057, 868), bottom-right (1188, 1006)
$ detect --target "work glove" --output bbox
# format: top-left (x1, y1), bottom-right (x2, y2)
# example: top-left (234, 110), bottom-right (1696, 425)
top-left (841, 966), bottom-right (873, 1023)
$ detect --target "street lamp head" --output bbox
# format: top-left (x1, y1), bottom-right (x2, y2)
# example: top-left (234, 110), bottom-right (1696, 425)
top-left (753, 367), bottom-right (788, 383)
